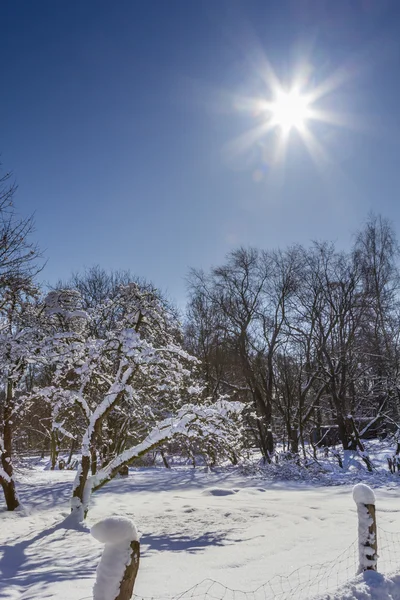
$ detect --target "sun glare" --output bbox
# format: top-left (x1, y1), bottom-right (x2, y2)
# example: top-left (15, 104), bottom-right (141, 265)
top-left (224, 53), bottom-right (355, 177)
top-left (269, 90), bottom-right (310, 132)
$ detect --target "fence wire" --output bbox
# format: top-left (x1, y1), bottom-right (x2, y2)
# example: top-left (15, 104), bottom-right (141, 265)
top-left (132, 540), bottom-right (359, 600)
top-left (377, 525), bottom-right (400, 575)
top-left (78, 524), bottom-right (400, 600)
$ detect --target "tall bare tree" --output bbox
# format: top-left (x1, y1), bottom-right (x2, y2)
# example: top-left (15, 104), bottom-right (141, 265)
top-left (0, 167), bottom-right (42, 510)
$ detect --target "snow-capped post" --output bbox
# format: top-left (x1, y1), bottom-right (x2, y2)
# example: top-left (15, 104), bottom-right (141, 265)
top-left (352, 484), bottom-right (377, 573)
top-left (91, 517), bottom-right (140, 600)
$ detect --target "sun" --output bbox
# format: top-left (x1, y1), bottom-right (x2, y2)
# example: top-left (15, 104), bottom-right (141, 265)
top-left (223, 55), bottom-right (355, 175)
top-left (269, 89), bottom-right (311, 132)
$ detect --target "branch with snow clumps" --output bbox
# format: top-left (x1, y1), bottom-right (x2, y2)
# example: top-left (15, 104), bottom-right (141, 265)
top-left (90, 399), bottom-right (244, 493)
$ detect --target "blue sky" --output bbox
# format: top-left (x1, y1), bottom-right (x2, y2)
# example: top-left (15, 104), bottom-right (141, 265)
top-left (1, 0), bottom-right (400, 306)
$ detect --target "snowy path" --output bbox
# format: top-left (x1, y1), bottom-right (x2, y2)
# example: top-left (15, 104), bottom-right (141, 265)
top-left (1, 467), bottom-right (400, 599)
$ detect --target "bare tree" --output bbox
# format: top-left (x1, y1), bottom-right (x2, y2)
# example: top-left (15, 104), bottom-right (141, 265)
top-left (0, 167), bottom-right (42, 509)
top-left (187, 247), bottom-right (302, 461)
top-left (353, 214), bottom-right (400, 423)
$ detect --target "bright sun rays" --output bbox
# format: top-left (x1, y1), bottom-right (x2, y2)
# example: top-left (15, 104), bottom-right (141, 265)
top-left (223, 54), bottom-right (358, 179)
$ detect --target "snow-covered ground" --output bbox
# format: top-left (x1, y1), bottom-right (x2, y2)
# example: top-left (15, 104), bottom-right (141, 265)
top-left (2, 458), bottom-right (400, 600)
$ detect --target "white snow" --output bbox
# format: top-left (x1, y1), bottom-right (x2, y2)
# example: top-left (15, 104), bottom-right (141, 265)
top-left (91, 516), bottom-right (138, 545)
top-left (353, 484), bottom-right (376, 506)
top-left (355, 503), bottom-right (377, 572)
top-left (1, 457), bottom-right (400, 600)
top-left (352, 484), bottom-right (378, 572)
top-left (0, 466), bottom-right (11, 482)
top-left (91, 517), bottom-right (138, 600)
top-left (317, 571), bottom-right (400, 599)
top-left (93, 543), bottom-right (132, 600)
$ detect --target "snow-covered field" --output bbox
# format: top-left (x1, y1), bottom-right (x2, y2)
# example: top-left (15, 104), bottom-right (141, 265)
top-left (2, 462), bottom-right (400, 600)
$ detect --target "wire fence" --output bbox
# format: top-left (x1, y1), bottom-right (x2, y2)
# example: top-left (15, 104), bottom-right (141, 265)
top-left (377, 526), bottom-right (400, 575)
top-left (130, 541), bottom-right (358, 600)
top-left (128, 525), bottom-right (400, 600)
top-left (77, 524), bottom-right (400, 600)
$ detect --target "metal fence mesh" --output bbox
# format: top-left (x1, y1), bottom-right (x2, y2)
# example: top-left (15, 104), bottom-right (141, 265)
top-left (78, 525), bottom-right (400, 600)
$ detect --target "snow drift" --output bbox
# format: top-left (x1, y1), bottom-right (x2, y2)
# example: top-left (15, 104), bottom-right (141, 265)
top-left (317, 570), bottom-right (400, 600)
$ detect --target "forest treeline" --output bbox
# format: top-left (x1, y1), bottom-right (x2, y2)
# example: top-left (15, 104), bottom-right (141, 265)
top-left (186, 220), bottom-right (400, 469)
top-left (1, 166), bottom-right (400, 512)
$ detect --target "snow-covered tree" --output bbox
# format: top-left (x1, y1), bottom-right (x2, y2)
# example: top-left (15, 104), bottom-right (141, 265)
top-left (28, 282), bottom-right (244, 519)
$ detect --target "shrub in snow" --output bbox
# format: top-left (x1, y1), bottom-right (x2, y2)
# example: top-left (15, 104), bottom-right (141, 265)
top-left (91, 516), bottom-right (140, 600)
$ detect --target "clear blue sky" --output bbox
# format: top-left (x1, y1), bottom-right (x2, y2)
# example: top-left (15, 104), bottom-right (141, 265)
top-left (1, 0), bottom-right (400, 306)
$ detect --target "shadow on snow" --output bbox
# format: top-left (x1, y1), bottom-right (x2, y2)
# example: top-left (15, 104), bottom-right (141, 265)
top-left (0, 517), bottom-right (95, 598)
top-left (141, 530), bottom-right (229, 554)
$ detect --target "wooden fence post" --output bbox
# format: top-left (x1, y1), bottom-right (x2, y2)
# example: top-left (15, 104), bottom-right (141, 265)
top-left (114, 539), bottom-right (140, 600)
top-left (91, 516), bottom-right (140, 600)
top-left (352, 483), bottom-right (377, 573)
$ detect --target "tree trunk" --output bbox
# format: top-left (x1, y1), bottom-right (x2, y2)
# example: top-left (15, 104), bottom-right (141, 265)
top-left (160, 449), bottom-right (170, 469)
top-left (67, 438), bottom-right (75, 466)
top-left (0, 379), bottom-right (20, 510)
top-left (91, 448), bottom-right (97, 475)
top-left (50, 430), bottom-right (59, 470)
top-left (72, 418), bottom-right (103, 517)
top-left (71, 453), bottom-right (91, 517)
top-left (348, 416), bottom-right (373, 472)
top-left (253, 388), bottom-right (274, 461)
top-left (334, 402), bottom-right (353, 451)
top-left (0, 475), bottom-right (19, 510)
top-left (288, 422), bottom-right (299, 454)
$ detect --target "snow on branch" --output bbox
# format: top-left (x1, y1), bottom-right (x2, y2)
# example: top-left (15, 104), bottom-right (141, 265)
top-left (91, 400), bottom-right (243, 493)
